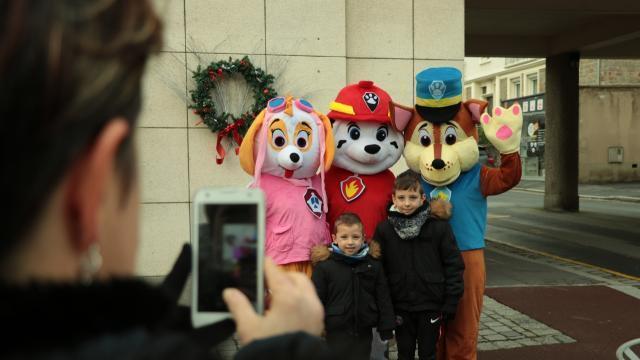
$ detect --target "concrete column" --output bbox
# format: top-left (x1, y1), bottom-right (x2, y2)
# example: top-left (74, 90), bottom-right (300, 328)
top-left (544, 52), bottom-right (580, 211)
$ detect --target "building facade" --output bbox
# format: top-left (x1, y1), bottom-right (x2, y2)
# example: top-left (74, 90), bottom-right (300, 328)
top-left (136, 0), bottom-right (465, 276)
top-left (464, 57), bottom-right (640, 183)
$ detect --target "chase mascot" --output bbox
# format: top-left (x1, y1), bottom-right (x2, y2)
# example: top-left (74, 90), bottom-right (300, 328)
top-left (239, 96), bottom-right (334, 276)
top-left (400, 68), bottom-right (522, 360)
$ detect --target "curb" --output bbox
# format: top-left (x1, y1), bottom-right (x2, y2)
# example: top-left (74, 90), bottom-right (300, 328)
top-left (513, 187), bottom-right (640, 203)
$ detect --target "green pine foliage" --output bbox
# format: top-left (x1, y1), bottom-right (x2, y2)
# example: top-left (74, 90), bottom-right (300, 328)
top-left (189, 56), bottom-right (277, 137)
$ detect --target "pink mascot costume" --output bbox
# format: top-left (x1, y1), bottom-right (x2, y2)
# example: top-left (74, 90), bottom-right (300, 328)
top-left (239, 96), bottom-right (334, 276)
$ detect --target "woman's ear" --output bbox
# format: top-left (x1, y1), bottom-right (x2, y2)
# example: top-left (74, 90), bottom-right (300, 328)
top-left (239, 109), bottom-right (266, 175)
top-left (319, 113), bottom-right (334, 171)
top-left (65, 119), bottom-right (130, 252)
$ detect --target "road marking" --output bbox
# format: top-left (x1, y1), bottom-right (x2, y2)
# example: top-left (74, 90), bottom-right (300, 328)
top-left (512, 188), bottom-right (640, 203)
top-left (486, 237), bottom-right (640, 282)
top-left (487, 214), bottom-right (511, 219)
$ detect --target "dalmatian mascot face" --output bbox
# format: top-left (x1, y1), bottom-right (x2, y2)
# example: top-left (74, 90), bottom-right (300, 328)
top-left (331, 120), bottom-right (405, 175)
top-left (327, 81), bottom-right (409, 175)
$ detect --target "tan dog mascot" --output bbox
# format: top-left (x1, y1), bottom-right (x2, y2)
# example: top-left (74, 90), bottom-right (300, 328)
top-left (396, 67), bottom-right (522, 360)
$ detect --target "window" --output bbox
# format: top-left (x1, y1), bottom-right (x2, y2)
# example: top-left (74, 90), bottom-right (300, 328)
top-left (528, 74), bottom-right (538, 95)
top-left (481, 86), bottom-right (487, 95)
top-left (511, 79), bottom-right (521, 98)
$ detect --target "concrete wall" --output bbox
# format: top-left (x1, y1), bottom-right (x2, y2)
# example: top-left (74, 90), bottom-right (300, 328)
top-left (579, 87), bottom-right (640, 183)
top-left (135, 0), bottom-right (465, 276)
top-left (581, 59), bottom-right (640, 86)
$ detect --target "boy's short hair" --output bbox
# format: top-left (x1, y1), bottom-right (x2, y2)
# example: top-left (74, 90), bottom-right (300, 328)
top-left (333, 212), bottom-right (363, 234)
top-left (394, 170), bottom-right (424, 195)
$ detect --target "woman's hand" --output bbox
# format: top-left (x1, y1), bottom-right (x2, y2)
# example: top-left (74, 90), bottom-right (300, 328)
top-left (223, 258), bottom-right (324, 345)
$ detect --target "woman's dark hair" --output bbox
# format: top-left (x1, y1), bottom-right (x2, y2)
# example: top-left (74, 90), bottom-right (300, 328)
top-left (0, 0), bottom-right (162, 259)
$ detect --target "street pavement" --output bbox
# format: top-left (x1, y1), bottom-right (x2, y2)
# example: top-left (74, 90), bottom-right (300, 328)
top-left (475, 180), bottom-right (640, 359)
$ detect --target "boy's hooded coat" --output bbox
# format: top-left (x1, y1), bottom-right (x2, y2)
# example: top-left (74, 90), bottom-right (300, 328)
top-left (311, 242), bottom-right (395, 335)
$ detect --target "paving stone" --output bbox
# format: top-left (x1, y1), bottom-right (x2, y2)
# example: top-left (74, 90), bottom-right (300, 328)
top-left (491, 326), bottom-right (511, 332)
top-left (479, 329), bottom-right (496, 336)
top-left (478, 342), bottom-right (499, 351)
top-left (503, 331), bottom-right (525, 339)
top-left (531, 327), bottom-right (561, 336)
top-left (554, 334), bottom-right (576, 343)
top-left (493, 340), bottom-right (521, 349)
top-left (485, 334), bottom-right (507, 341)
top-left (484, 321), bottom-right (502, 328)
top-left (517, 338), bottom-right (540, 347)
top-left (538, 335), bottom-right (562, 345)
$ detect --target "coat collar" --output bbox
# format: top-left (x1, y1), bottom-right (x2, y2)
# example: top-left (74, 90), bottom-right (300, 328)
top-left (0, 278), bottom-right (173, 355)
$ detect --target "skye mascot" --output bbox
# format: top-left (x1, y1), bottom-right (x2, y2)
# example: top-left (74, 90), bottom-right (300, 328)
top-left (239, 96), bottom-right (334, 276)
top-left (399, 67), bottom-right (522, 360)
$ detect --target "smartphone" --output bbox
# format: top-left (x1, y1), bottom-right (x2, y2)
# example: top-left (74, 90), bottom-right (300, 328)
top-left (191, 187), bottom-right (265, 328)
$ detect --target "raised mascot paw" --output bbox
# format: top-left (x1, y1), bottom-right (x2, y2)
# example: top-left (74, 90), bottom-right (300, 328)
top-left (480, 104), bottom-right (523, 154)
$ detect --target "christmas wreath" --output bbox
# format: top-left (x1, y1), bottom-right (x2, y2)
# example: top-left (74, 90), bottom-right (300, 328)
top-left (189, 56), bottom-right (277, 164)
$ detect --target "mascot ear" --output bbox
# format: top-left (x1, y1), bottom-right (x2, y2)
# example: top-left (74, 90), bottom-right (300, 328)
top-left (318, 112), bottom-right (335, 171)
top-left (390, 101), bottom-right (414, 132)
top-left (463, 99), bottom-right (488, 124)
top-left (239, 108), bottom-right (267, 175)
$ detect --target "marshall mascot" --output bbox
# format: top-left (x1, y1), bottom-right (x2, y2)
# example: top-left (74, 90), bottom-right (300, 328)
top-left (323, 81), bottom-right (450, 359)
top-left (398, 67), bottom-right (523, 360)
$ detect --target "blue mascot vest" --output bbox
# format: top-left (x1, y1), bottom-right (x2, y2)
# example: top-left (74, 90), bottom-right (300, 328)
top-left (420, 163), bottom-right (486, 251)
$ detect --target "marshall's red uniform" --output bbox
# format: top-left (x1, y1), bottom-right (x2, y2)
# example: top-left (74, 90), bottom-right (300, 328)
top-left (325, 167), bottom-right (395, 240)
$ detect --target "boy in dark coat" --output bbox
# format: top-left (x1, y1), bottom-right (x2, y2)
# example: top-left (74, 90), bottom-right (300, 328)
top-left (373, 171), bottom-right (464, 360)
top-left (311, 213), bottom-right (396, 360)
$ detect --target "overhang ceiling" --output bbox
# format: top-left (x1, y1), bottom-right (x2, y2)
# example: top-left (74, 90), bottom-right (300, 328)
top-left (466, 0), bottom-right (640, 58)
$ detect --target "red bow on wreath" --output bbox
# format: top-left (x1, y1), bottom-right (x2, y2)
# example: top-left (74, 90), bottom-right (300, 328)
top-left (215, 119), bottom-right (245, 164)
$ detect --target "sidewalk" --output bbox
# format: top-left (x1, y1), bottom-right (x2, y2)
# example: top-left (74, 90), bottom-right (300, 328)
top-left (516, 178), bottom-right (640, 203)
top-left (211, 240), bottom-right (640, 360)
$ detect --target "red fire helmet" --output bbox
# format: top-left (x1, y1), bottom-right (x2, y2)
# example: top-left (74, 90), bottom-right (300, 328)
top-left (327, 80), bottom-right (392, 123)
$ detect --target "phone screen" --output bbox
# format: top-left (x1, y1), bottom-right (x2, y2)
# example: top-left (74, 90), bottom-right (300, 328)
top-left (197, 203), bottom-right (258, 312)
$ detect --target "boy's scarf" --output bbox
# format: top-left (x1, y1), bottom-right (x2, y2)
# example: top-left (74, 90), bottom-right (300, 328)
top-left (331, 243), bottom-right (369, 264)
top-left (387, 204), bottom-right (430, 240)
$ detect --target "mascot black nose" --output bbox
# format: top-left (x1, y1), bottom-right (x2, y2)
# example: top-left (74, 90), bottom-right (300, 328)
top-left (364, 144), bottom-right (381, 154)
top-left (290, 153), bottom-right (300, 163)
top-left (431, 159), bottom-right (446, 170)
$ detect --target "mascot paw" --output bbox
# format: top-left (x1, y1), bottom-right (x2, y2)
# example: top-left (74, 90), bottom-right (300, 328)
top-left (480, 103), bottom-right (523, 154)
top-left (429, 198), bottom-right (452, 220)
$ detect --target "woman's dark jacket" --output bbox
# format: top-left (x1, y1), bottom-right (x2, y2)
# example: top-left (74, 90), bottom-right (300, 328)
top-left (310, 244), bottom-right (395, 336)
top-left (0, 244), bottom-right (332, 360)
top-left (372, 206), bottom-right (465, 315)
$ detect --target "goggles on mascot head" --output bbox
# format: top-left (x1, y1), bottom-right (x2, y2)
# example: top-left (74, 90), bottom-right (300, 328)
top-left (268, 96), bottom-right (315, 114)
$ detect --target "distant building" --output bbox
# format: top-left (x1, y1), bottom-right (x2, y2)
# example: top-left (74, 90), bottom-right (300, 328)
top-left (464, 58), bottom-right (640, 183)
